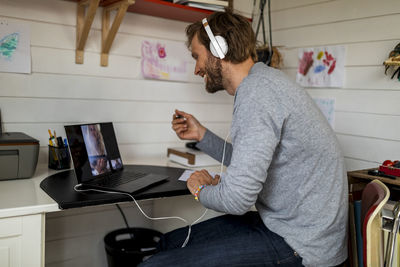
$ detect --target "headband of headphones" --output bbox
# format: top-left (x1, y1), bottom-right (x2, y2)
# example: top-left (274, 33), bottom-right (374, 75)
top-left (202, 18), bottom-right (227, 59)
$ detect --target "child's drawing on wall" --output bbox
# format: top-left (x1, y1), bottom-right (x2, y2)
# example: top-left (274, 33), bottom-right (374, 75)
top-left (296, 45), bottom-right (345, 87)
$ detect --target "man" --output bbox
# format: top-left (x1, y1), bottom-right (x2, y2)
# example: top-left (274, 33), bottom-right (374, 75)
top-left (140, 11), bottom-right (347, 267)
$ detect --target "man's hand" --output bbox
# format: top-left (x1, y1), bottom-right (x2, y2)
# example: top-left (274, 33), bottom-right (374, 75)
top-left (171, 109), bottom-right (206, 141)
top-left (187, 170), bottom-right (220, 196)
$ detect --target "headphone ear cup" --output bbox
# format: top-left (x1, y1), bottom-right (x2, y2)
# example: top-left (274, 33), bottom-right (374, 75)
top-left (209, 35), bottom-right (228, 58)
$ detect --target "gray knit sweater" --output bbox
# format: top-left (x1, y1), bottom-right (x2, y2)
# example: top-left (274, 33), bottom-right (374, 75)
top-left (196, 63), bottom-right (348, 266)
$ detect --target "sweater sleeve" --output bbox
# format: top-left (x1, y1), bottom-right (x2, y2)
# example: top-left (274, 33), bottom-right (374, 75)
top-left (198, 93), bottom-right (287, 215)
top-left (196, 129), bottom-right (232, 166)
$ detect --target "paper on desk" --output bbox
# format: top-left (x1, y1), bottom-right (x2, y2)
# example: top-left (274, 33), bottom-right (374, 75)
top-left (178, 170), bottom-right (225, 182)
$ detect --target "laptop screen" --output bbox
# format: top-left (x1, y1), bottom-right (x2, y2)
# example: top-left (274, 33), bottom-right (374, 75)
top-left (65, 122), bottom-right (123, 183)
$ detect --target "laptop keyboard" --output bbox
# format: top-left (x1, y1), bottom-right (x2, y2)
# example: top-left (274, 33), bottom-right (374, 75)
top-left (95, 171), bottom-right (147, 187)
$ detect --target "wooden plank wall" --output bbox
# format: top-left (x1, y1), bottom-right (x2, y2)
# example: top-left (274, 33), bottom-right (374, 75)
top-left (0, 0), bottom-right (233, 266)
top-left (2, 0), bottom-right (398, 265)
top-left (261, 0), bottom-right (400, 171)
top-left (0, 0), bottom-right (234, 165)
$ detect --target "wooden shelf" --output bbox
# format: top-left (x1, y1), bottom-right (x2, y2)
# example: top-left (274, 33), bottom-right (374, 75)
top-left (67, 0), bottom-right (228, 22)
top-left (127, 0), bottom-right (215, 22)
top-left (68, 0), bottom-right (232, 66)
top-left (348, 168), bottom-right (400, 187)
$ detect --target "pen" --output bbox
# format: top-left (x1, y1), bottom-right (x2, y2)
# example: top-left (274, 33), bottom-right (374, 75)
top-left (50, 136), bottom-right (57, 147)
top-left (57, 137), bottom-right (64, 147)
top-left (48, 129), bottom-right (57, 147)
top-left (49, 138), bottom-right (59, 161)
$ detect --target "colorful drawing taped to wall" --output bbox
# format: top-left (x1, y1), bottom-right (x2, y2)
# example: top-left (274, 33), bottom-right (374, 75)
top-left (296, 45), bottom-right (345, 87)
top-left (0, 21), bottom-right (31, 74)
top-left (0, 33), bottom-right (19, 60)
top-left (141, 39), bottom-right (192, 82)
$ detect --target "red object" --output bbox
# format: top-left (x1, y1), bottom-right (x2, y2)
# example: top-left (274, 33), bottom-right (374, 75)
top-left (127, 0), bottom-right (213, 22)
top-left (379, 165), bottom-right (400, 177)
top-left (382, 160), bottom-right (394, 166)
top-left (126, 0), bottom-right (251, 23)
top-left (327, 60), bottom-right (336, 74)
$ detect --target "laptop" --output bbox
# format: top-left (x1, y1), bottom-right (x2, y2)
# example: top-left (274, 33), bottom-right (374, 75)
top-left (64, 122), bottom-right (168, 194)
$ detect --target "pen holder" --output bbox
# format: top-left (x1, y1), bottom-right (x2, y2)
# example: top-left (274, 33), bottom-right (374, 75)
top-left (48, 145), bottom-right (70, 170)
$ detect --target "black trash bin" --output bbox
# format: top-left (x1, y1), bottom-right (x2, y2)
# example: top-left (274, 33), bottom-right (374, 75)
top-left (104, 227), bottom-right (163, 267)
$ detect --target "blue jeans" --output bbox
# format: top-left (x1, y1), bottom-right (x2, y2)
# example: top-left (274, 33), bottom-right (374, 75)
top-left (139, 211), bottom-right (303, 267)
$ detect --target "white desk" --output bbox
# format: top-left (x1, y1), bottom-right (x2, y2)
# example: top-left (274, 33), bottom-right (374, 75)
top-left (0, 165), bottom-right (59, 267)
top-left (0, 157), bottom-right (221, 267)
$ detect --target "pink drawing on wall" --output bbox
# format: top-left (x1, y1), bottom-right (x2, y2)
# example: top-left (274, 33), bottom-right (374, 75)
top-left (141, 40), bottom-right (190, 82)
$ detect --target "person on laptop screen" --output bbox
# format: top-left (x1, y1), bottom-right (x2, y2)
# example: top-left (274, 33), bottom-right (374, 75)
top-left (139, 11), bottom-right (347, 267)
top-left (81, 124), bottom-right (111, 176)
top-left (65, 122), bottom-right (168, 193)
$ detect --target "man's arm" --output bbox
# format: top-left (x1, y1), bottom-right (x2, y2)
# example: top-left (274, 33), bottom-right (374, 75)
top-left (196, 129), bottom-right (232, 166)
top-left (198, 95), bottom-right (286, 215)
top-left (171, 109), bottom-right (232, 165)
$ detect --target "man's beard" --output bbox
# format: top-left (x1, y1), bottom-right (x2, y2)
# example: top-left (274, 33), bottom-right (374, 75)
top-left (204, 56), bottom-right (224, 93)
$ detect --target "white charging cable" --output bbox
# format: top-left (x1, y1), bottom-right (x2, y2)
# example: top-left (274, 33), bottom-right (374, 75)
top-left (73, 184), bottom-right (207, 247)
top-left (193, 131), bottom-right (230, 228)
top-left (72, 132), bottom-right (230, 248)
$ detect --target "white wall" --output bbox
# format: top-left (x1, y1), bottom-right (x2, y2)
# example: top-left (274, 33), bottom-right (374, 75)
top-left (260, 0), bottom-right (400, 171)
top-left (0, 0), bottom-right (233, 165)
top-left (2, 0), bottom-right (399, 265)
top-left (0, 0), bottom-right (233, 266)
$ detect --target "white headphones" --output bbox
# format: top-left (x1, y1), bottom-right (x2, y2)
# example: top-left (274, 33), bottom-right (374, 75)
top-left (202, 18), bottom-right (228, 59)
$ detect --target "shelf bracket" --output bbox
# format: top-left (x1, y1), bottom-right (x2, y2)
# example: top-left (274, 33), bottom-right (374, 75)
top-left (76, 0), bottom-right (100, 64)
top-left (101, 0), bottom-right (135, 66)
